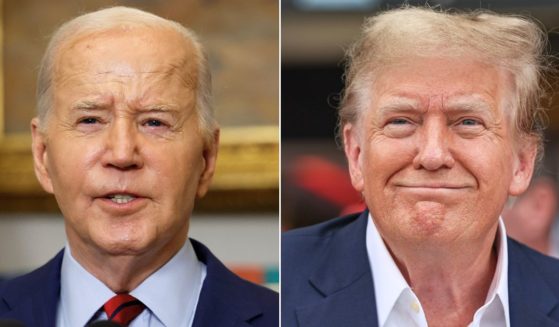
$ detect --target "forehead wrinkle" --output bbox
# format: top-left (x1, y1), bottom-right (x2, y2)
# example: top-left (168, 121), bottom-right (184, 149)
top-left (127, 87), bottom-right (188, 113)
top-left (443, 95), bottom-right (498, 118)
top-left (130, 101), bottom-right (181, 114)
top-left (163, 58), bottom-right (198, 90)
top-left (71, 94), bottom-right (115, 110)
top-left (377, 95), bottom-right (423, 115)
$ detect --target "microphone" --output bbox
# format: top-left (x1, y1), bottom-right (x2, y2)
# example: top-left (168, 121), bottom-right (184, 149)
top-left (0, 320), bottom-right (25, 327)
top-left (88, 321), bottom-right (123, 327)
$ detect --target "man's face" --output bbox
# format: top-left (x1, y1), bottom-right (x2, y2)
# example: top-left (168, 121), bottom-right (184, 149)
top-left (31, 27), bottom-right (218, 257)
top-left (344, 57), bottom-right (536, 246)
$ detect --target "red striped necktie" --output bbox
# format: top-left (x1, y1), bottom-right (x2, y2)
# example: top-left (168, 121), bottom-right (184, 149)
top-left (103, 293), bottom-right (146, 326)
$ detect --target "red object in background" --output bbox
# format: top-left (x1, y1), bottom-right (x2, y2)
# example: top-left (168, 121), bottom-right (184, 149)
top-left (292, 155), bottom-right (365, 214)
top-left (230, 265), bottom-right (264, 285)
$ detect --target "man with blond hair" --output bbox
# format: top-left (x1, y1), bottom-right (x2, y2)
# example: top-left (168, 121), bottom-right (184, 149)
top-left (282, 6), bottom-right (559, 327)
top-left (0, 6), bottom-right (277, 327)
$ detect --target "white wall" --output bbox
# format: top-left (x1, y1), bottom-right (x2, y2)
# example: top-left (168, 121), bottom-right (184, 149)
top-left (0, 213), bottom-right (278, 275)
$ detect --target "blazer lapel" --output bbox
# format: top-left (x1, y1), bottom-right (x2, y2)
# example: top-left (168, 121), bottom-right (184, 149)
top-left (508, 239), bottom-right (559, 327)
top-left (295, 211), bottom-right (378, 327)
top-left (191, 239), bottom-right (266, 327)
top-left (192, 295), bottom-right (252, 327)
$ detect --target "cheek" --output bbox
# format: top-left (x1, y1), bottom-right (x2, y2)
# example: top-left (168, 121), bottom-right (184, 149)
top-left (457, 139), bottom-right (514, 189)
top-left (149, 145), bottom-right (204, 200)
top-left (363, 138), bottom-right (416, 184)
top-left (47, 139), bottom-right (100, 192)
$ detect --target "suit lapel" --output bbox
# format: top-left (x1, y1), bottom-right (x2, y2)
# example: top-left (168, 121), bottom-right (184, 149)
top-left (508, 239), bottom-right (559, 327)
top-left (290, 217), bottom-right (559, 327)
top-left (0, 250), bottom-right (62, 327)
top-left (295, 212), bottom-right (378, 327)
top-left (190, 239), bottom-right (265, 327)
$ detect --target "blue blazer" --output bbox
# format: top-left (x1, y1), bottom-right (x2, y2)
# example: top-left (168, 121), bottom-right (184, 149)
top-left (0, 239), bottom-right (278, 327)
top-left (282, 211), bottom-right (559, 327)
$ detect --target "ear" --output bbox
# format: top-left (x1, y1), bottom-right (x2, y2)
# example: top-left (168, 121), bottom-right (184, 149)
top-left (508, 140), bottom-right (537, 196)
top-left (343, 123), bottom-right (365, 193)
top-left (196, 128), bottom-right (220, 198)
top-left (31, 118), bottom-right (54, 194)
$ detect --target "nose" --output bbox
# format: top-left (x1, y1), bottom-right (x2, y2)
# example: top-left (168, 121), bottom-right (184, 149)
top-left (102, 119), bottom-right (143, 170)
top-left (412, 118), bottom-right (455, 171)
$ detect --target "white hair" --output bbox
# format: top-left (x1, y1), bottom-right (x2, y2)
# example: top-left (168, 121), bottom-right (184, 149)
top-left (339, 6), bottom-right (550, 157)
top-left (36, 6), bottom-right (217, 142)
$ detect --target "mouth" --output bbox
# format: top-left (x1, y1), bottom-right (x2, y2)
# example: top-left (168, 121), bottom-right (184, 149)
top-left (106, 194), bottom-right (138, 204)
top-left (395, 184), bottom-right (471, 199)
top-left (400, 185), bottom-right (468, 189)
top-left (95, 191), bottom-right (148, 214)
top-left (395, 182), bottom-right (471, 189)
top-left (97, 191), bottom-right (147, 205)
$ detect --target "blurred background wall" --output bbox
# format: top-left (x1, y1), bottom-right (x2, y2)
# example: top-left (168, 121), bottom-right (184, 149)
top-left (282, 0), bottom-right (559, 258)
top-left (0, 0), bottom-right (278, 289)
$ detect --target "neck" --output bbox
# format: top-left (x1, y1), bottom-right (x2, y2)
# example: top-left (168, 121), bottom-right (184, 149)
top-left (384, 224), bottom-right (499, 327)
top-left (68, 234), bottom-right (187, 292)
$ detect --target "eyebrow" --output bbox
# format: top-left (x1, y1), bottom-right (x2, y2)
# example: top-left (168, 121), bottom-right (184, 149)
top-left (443, 96), bottom-right (495, 115)
top-left (377, 94), bottom-right (496, 117)
top-left (136, 104), bottom-right (181, 114)
top-left (71, 100), bottom-right (181, 115)
top-left (377, 96), bottom-right (422, 115)
top-left (72, 99), bottom-right (112, 111)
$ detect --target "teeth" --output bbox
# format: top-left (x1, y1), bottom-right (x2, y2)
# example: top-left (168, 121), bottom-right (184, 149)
top-left (109, 194), bottom-right (136, 204)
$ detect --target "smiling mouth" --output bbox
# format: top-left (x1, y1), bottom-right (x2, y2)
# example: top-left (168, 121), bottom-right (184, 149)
top-left (396, 185), bottom-right (471, 195)
top-left (401, 186), bottom-right (467, 189)
top-left (106, 194), bottom-right (137, 204)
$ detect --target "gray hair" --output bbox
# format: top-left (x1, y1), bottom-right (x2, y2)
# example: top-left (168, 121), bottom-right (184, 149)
top-left (37, 6), bottom-right (217, 143)
top-left (339, 6), bottom-right (550, 155)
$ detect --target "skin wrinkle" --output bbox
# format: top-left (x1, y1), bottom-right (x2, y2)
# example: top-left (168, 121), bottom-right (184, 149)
top-left (31, 26), bottom-right (218, 292)
top-left (344, 56), bottom-right (537, 326)
top-left (51, 27), bottom-right (198, 104)
top-left (58, 71), bottom-right (196, 138)
top-left (165, 58), bottom-right (198, 90)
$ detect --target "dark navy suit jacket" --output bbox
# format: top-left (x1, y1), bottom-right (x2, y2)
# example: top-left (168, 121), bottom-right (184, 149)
top-left (282, 211), bottom-right (559, 327)
top-left (0, 239), bottom-right (278, 327)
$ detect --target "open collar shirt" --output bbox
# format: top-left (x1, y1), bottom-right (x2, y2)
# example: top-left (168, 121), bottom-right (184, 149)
top-left (366, 214), bottom-right (510, 327)
top-left (56, 239), bottom-right (206, 327)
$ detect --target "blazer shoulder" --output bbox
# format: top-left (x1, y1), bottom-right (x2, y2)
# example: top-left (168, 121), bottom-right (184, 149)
top-left (190, 239), bottom-right (278, 327)
top-left (507, 238), bottom-right (559, 324)
top-left (0, 250), bottom-right (62, 305)
top-left (281, 211), bottom-right (373, 327)
top-left (508, 237), bottom-right (559, 280)
top-left (0, 250), bottom-right (62, 326)
top-left (282, 212), bottom-right (364, 262)
top-left (283, 211), bottom-right (364, 242)
top-left (228, 274), bottom-right (279, 325)
top-left (209, 269), bottom-right (278, 327)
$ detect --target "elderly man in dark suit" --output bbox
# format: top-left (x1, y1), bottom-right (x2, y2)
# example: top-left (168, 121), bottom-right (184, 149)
top-left (282, 6), bottom-right (559, 327)
top-left (0, 6), bottom-right (277, 327)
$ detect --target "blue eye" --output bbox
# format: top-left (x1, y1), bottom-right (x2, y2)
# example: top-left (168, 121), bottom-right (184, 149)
top-left (461, 119), bottom-right (479, 126)
top-left (79, 117), bottom-right (98, 124)
top-left (390, 118), bottom-right (409, 125)
top-left (145, 119), bottom-right (162, 127)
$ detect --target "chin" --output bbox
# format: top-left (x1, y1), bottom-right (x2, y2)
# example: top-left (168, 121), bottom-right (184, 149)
top-left (391, 201), bottom-right (447, 237)
top-left (94, 232), bottom-right (153, 256)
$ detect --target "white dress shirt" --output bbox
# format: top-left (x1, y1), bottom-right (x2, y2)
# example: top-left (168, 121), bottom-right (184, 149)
top-left (366, 214), bottom-right (510, 327)
top-left (56, 239), bottom-right (206, 327)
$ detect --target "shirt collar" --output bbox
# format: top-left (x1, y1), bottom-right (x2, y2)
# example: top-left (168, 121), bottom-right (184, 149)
top-left (131, 239), bottom-right (206, 327)
top-left (366, 213), bottom-right (410, 326)
top-left (59, 245), bottom-right (118, 327)
top-left (60, 239), bottom-right (206, 327)
top-left (472, 218), bottom-right (510, 327)
top-left (366, 214), bottom-right (509, 327)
